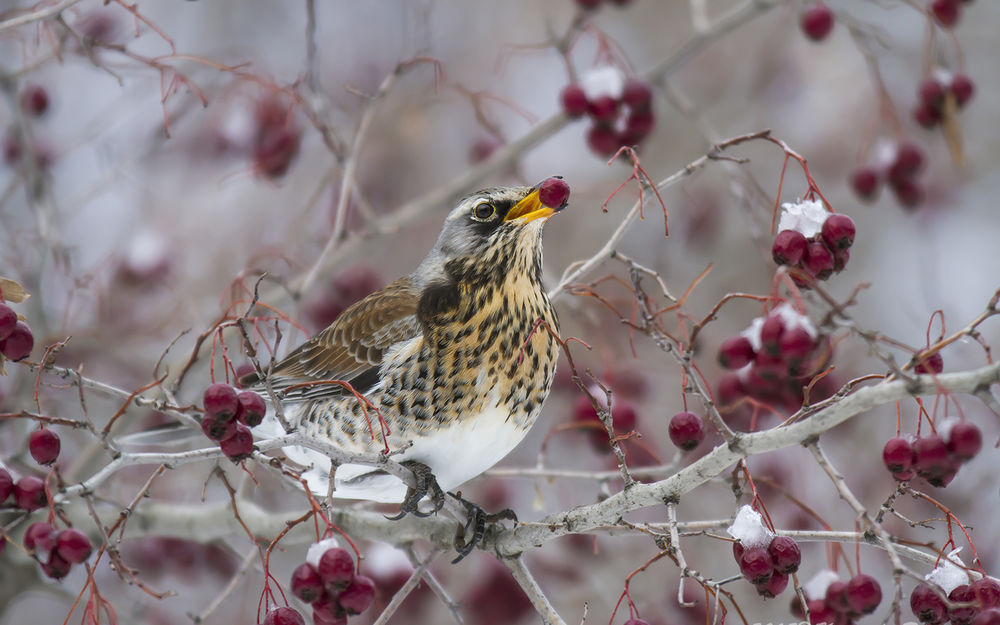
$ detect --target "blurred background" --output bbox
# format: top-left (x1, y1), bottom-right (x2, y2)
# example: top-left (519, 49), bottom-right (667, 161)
top-left (1, 0), bottom-right (999, 624)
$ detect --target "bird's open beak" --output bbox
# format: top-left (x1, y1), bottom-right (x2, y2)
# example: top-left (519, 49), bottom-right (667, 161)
top-left (504, 188), bottom-right (555, 223)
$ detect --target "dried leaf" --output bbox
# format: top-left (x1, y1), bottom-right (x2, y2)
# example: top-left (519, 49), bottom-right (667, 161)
top-left (0, 277), bottom-right (30, 303)
top-left (941, 95), bottom-right (964, 166)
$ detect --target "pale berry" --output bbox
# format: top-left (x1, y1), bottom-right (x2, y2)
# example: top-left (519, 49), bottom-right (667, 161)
top-left (767, 536), bottom-right (801, 574)
top-left (219, 424), bottom-right (254, 460)
top-left (947, 421), bottom-right (982, 460)
top-left (772, 229), bottom-right (808, 266)
top-left (236, 391), bottom-right (266, 428)
top-left (717, 373), bottom-right (745, 406)
top-left (29, 428), bottom-right (60, 465)
top-left (587, 95), bottom-right (619, 124)
top-left (253, 125), bottom-right (300, 179)
top-left (931, 0), bottom-right (961, 28)
top-left (779, 327), bottom-right (814, 362)
top-left (14, 475), bottom-right (47, 511)
top-left (318, 546), bottom-right (354, 589)
top-left (0, 466), bottom-right (13, 503)
top-left (24, 521), bottom-right (56, 553)
top-left (757, 570), bottom-right (789, 598)
top-left (914, 351), bottom-right (944, 374)
top-left (718, 335), bottom-right (755, 370)
top-left (949, 584), bottom-right (980, 625)
top-left (975, 609), bottom-right (1000, 625)
top-left (760, 315), bottom-right (785, 355)
top-left (622, 78), bottom-right (653, 110)
top-left (0, 320), bottom-right (34, 361)
top-left (801, 3), bottom-right (834, 41)
top-left (847, 573), bottom-right (882, 614)
top-left (882, 437), bottom-right (915, 473)
top-left (825, 579), bottom-right (850, 613)
top-left (263, 607), bottom-right (305, 625)
top-left (919, 78), bottom-right (947, 112)
top-left (290, 563), bottom-right (324, 602)
top-left (586, 125), bottom-right (620, 157)
top-left (668, 411), bottom-right (704, 451)
top-left (538, 177), bottom-right (571, 209)
top-left (851, 166), bottom-right (880, 202)
top-left (0, 303), bottom-right (16, 340)
top-left (951, 73), bottom-right (975, 107)
top-left (561, 85), bottom-right (588, 118)
top-left (203, 383), bottom-right (239, 419)
top-left (339, 574), bottom-right (376, 615)
top-left (911, 583), bottom-right (948, 624)
top-left (55, 528), bottom-right (93, 563)
top-left (892, 177), bottom-right (925, 209)
top-left (803, 241), bottom-right (835, 280)
top-left (821, 214), bottom-right (856, 251)
top-left (889, 142), bottom-right (925, 184)
top-left (739, 546), bottom-right (774, 584)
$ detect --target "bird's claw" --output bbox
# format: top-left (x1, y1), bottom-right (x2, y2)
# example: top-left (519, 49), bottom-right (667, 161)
top-left (385, 461), bottom-right (445, 521)
top-left (451, 494), bottom-right (517, 564)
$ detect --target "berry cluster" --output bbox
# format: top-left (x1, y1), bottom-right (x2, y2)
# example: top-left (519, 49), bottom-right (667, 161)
top-left (728, 506), bottom-right (802, 599)
top-left (911, 578), bottom-right (1000, 625)
top-left (882, 419), bottom-right (982, 487)
top-left (930, 0), bottom-right (971, 28)
top-left (560, 67), bottom-right (655, 158)
top-left (914, 72), bottom-right (975, 129)
top-left (1, 466), bottom-right (48, 512)
top-left (795, 571), bottom-right (883, 624)
top-left (201, 383), bottom-right (264, 460)
top-left (290, 542), bottom-right (376, 625)
top-left (252, 96), bottom-right (301, 179)
top-left (771, 200), bottom-right (856, 285)
top-left (0, 301), bottom-right (34, 362)
top-left (716, 304), bottom-right (827, 416)
top-left (851, 141), bottom-right (927, 208)
top-left (667, 411), bottom-right (704, 451)
top-left (800, 3), bottom-right (834, 41)
top-left (23, 521), bottom-right (93, 579)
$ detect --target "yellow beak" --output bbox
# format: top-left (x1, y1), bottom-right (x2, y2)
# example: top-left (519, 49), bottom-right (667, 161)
top-left (504, 188), bottom-right (555, 223)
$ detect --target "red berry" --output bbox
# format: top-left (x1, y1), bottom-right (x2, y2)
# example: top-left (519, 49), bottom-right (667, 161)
top-left (739, 546), bottom-right (774, 584)
top-left (29, 428), bottom-right (60, 465)
top-left (975, 609), bottom-right (1000, 625)
top-left (772, 229), bottom-right (808, 266)
top-left (757, 571), bottom-right (789, 598)
top-left (950, 73), bottom-right (975, 107)
top-left (219, 424), bottom-right (254, 460)
top-left (668, 411), bottom-right (704, 451)
top-left (587, 95), bottom-right (619, 124)
top-left (779, 327), bottom-right (815, 362)
top-left (803, 241), bottom-right (835, 280)
top-left (760, 315), bottom-right (786, 356)
top-left (847, 574), bottom-right (882, 615)
top-left (42, 551), bottom-right (72, 579)
top-left (586, 124), bottom-right (621, 157)
top-left (538, 177), bottom-right (571, 209)
top-left (201, 414), bottom-right (237, 442)
top-left (931, 0), bottom-right (961, 28)
top-left (732, 540), bottom-right (745, 561)
top-left (236, 391), bottom-right (266, 427)
top-left (0, 303), bottom-right (16, 340)
top-left (851, 166), bottom-right (880, 201)
top-left (290, 562), bottom-right (324, 602)
top-left (718, 335), bottom-right (755, 370)
top-left (318, 547), bottom-right (355, 589)
top-left (825, 579), bottom-right (850, 613)
top-left (263, 607), bottom-right (305, 625)
top-left (311, 594), bottom-right (345, 625)
top-left (24, 521), bottom-right (56, 553)
top-left (767, 536), bottom-right (801, 574)
top-left (889, 142), bottom-right (925, 184)
top-left (717, 373), bottom-right (745, 406)
top-left (832, 247), bottom-right (850, 273)
top-left (622, 78), bottom-right (653, 110)
top-left (55, 528), bottom-right (93, 563)
top-left (914, 434), bottom-right (955, 486)
top-left (947, 421), bottom-right (982, 460)
top-left (892, 177), bottom-right (925, 209)
top-left (800, 3), bottom-right (834, 41)
top-left (949, 584), bottom-right (981, 625)
top-left (911, 583), bottom-right (948, 624)
top-left (14, 475), bottom-right (47, 511)
top-left (0, 466), bottom-right (13, 503)
top-left (253, 120), bottom-right (301, 179)
top-left (808, 598), bottom-right (836, 625)
top-left (914, 351), bottom-right (944, 374)
top-left (0, 320), bottom-right (34, 361)
top-left (20, 85), bottom-right (50, 117)
top-left (203, 383), bottom-right (239, 419)
top-left (972, 578), bottom-right (1000, 608)
top-left (623, 110), bottom-right (655, 143)
top-left (914, 102), bottom-right (942, 128)
top-left (560, 84), bottom-right (588, 118)
top-left (882, 437), bottom-right (915, 473)
top-left (821, 214), bottom-right (856, 251)
top-left (893, 468), bottom-right (917, 482)
top-left (339, 574), bottom-right (376, 615)
top-left (919, 78), bottom-right (947, 112)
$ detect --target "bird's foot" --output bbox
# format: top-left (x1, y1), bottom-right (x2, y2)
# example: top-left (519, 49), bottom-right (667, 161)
top-left (451, 493), bottom-right (517, 564)
top-left (385, 461), bottom-right (445, 521)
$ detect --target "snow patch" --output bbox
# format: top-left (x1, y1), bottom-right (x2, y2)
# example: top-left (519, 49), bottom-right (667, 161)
top-left (306, 537), bottom-right (341, 569)
top-left (925, 547), bottom-right (969, 595)
top-left (727, 505), bottom-right (774, 548)
top-left (778, 199), bottom-right (828, 239)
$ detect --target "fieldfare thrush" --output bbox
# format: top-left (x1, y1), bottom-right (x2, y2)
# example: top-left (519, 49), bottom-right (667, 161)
top-left (244, 178), bottom-right (569, 517)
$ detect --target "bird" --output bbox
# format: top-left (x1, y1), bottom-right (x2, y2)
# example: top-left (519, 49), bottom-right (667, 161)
top-left (243, 179), bottom-right (569, 517)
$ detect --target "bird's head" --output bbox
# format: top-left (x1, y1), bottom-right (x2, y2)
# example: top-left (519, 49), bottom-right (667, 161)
top-left (416, 178), bottom-right (570, 286)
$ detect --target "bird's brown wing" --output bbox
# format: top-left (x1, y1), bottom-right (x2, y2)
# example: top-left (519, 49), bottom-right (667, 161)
top-left (242, 277), bottom-right (421, 398)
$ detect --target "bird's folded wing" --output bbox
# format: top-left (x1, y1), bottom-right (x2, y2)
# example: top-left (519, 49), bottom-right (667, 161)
top-left (242, 277), bottom-right (421, 398)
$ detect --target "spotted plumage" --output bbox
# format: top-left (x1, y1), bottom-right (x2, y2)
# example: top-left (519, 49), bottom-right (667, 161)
top-left (245, 183), bottom-right (565, 503)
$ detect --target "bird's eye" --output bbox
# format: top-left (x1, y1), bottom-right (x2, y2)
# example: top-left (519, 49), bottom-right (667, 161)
top-left (471, 200), bottom-right (496, 221)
